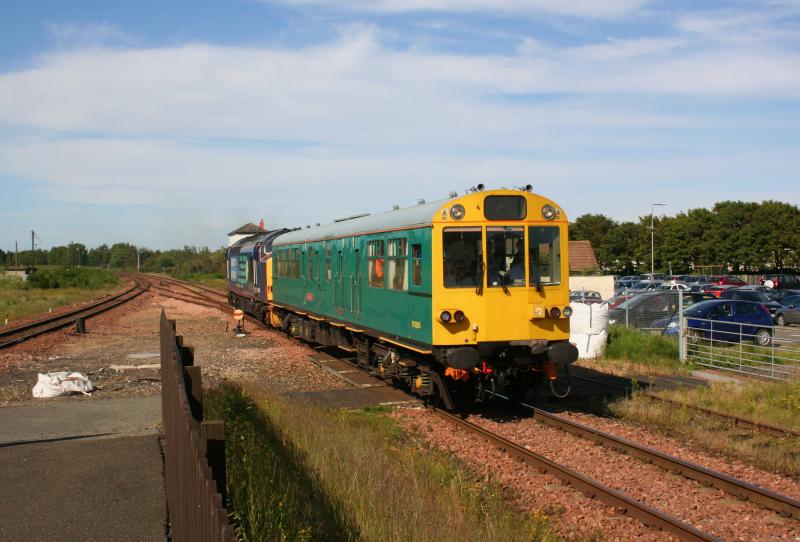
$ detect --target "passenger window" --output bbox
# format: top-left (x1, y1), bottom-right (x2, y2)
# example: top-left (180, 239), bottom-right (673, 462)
top-left (326, 247), bottom-right (331, 281)
top-left (736, 303), bottom-right (757, 315)
top-left (412, 244), bottom-right (422, 286)
top-left (308, 249), bottom-right (313, 281)
top-left (387, 238), bottom-right (408, 291)
top-left (713, 303), bottom-right (732, 317)
top-left (368, 240), bottom-right (385, 288)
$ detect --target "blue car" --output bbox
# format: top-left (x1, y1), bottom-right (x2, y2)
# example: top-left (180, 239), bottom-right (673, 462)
top-left (652, 299), bottom-right (773, 346)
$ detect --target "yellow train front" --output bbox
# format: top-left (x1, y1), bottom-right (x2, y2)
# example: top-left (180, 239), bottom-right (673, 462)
top-left (429, 188), bottom-right (577, 406)
top-left (231, 187), bottom-right (577, 409)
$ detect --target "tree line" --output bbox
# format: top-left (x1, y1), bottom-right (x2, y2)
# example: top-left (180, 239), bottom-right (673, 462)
top-left (1, 243), bottom-right (227, 278)
top-left (569, 200), bottom-right (800, 275)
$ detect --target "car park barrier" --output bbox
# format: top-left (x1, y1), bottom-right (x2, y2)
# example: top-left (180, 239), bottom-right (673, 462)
top-left (161, 310), bottom-right (235, 542)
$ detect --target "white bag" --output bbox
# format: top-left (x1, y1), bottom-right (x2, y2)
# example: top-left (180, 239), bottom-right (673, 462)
top-left (32, 372), bottom-right (95, 398)
top-left (569, 302), bottom-right (610, 359)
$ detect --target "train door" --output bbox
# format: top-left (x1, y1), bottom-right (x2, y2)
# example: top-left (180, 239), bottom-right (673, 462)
top-left (335, 245), bottom-right (345, 312)
top-left (350, 243), bottom-right (361, 315)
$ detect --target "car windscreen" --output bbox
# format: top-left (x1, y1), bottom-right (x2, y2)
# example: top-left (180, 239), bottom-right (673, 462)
top-left (736, 291), bottom-right (770, 302)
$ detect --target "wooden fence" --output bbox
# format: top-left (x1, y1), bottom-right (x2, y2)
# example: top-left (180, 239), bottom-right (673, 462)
top-left (161, 310), bottom-right (235, 541)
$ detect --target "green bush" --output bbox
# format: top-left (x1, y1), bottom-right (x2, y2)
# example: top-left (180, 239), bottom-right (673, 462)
top-left (26, 267), bottom-right (118, 289)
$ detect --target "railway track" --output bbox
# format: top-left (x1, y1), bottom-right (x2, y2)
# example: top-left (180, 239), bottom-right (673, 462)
top-left (572, 374), bottom-right (800, 439)
top-left (0, 274), bottom-right (150, 349)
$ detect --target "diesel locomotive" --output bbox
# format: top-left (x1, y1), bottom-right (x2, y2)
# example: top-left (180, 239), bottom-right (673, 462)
top-left (227, 188), bottom-right (578, 408)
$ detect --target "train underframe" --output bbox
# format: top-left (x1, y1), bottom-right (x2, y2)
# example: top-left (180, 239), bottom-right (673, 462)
top-left (229, 292), bottom-right (576, 409)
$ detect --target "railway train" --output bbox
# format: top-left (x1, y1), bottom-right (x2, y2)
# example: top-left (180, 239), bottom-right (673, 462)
top-left (227, 187), bottom-right (578, 408)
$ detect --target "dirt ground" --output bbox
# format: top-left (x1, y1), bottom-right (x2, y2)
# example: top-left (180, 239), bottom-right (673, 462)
top-left (0, 291), bottom-right (347, 406)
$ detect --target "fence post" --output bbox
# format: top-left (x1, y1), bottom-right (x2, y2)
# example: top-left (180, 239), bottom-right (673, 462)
top-left (678, 288), bottom-right (686, 362)
top-left (202, 420), bottom-right (227, 501)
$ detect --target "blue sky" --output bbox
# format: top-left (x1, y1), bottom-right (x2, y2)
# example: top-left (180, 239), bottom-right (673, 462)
top-left (1, 0), bottom-right (799, 250)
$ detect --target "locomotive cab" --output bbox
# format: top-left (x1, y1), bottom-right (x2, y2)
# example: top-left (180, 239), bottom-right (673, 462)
top-left (431, 189), bottom-right (578, 393)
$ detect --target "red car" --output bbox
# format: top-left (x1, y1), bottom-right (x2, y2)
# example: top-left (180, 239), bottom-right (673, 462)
top-left (701, 284), bottom-right (738, 298)
top-left (708, 275), bottom-right (747, 287)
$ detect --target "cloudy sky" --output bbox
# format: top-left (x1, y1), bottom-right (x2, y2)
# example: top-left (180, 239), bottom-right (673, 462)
top-left (1, 0), bottom-right (799, 250)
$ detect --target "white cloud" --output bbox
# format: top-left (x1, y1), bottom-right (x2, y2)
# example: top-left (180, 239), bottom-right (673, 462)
top-left (268, 0), bottom-right (648, 19)
top-left (45, 22), bottom-right (134, 48)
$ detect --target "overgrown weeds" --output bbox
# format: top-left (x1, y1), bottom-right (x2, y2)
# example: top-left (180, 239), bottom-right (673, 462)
top-left (589, 325), bottom-right (688, 375)
top-left (26, 267), bottom-right (118, 289)
top-left (205, 382), bottom-right (555, 542)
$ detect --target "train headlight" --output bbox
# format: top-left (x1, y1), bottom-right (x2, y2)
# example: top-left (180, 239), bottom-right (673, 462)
top-left (541, 204), bottom-right (557, 220)
top-left (562, 306), bottom-right (572, 317)
top-left (454, 310), bottom-right (465, 322)
top-left (450, 204), bottom-right (465, 220)
top-left (440, 311), bottom-right (452, 323)
top-left (549, 307), bottom-right (561, 319)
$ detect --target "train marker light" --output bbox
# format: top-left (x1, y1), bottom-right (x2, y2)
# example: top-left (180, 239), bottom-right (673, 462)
top-left (453, 310), bottom-right (465, 322)
top-left (549, 307), bottom-right (561, 319)
top-left (440, 310), bottom-right (452, 323)
top-left (562, 306), bottom-right (573, 317)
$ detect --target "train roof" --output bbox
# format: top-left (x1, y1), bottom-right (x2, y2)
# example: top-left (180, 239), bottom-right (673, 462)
top-left (273, 199), bottom-right (445, 246)
top-left (230, 228), bottom-right (292, 253)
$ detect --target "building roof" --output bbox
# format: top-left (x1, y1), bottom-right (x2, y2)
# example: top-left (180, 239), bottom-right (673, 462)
top-left (569, 240), bottom-right (599, 272)
top-left (227, 223), bottom-right (266, 236)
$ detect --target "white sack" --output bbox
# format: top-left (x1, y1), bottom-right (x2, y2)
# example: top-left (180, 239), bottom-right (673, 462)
top-left (32, 372), bottom-right (94, 398)
top-left (569, 302), bottom-right (609, 358)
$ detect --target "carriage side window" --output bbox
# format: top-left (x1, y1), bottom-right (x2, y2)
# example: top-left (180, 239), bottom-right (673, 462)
top-left (387, 238), bottom-right (408, 291)
top-left (291, 248), bottom-right (301, 279)
top-left (367, 239), bottom-right (385, 288)
top-left (487, 226), bottom-right (525, 287)
top-left (443, 227), bottom-right (482, 288)
top-left (308, 248), bottom-right (314, 281)
top-left (411, 244), bottom-right (422, 286)
top-left (325, 247), bottom-right (332, 281)
top-left (528, 226), bottom-right (561, 286)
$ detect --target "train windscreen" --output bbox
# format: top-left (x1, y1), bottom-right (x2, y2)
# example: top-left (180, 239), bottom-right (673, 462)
top-left (443, 227), bottom-right (483, 288)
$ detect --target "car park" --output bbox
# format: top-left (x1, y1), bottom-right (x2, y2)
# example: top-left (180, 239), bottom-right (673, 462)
top-left (775, 294), bottom-right (800, 326)
top-left (608, 291), bottom-right (713, 330)
top-left (700, 284), bottom-right (737, 298)
top-left (658, 282), bottom-right (690, 291)
top-left (710, 275), bottom-right (748, 287)
top-left (770, 289), bottom-right (800, 303)
top-left (628, 280), bottom-right (663, 294)
top-left (613, 279), bottom-right (639, 294)
top-left (570, 290), bottom-right (604, 304)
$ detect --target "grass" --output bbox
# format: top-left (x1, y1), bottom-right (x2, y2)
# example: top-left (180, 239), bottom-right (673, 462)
top-left (581, 325), bottom-right (689, 376)
top-left (169, 272), bottom-right (227, 290)
top-left (0, 270), bottom-right (122, 323)
top-left (609, 380), bottom-right (800, 476)
top-left (204, 382), bottom-right (556, 542)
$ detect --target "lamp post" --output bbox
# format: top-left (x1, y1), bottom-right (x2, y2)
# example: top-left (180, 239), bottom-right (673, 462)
top-left (650, 203), bottom-right (667, 275)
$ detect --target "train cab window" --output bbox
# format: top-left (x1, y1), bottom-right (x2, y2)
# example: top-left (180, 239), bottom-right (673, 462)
top-left (484, 196), bottom-right (526, 220)
top-left (528, 226), bottom-right (561, 286)
top-left (368, 240), bottom-right (385, 288)
top-left (443, 227), bottom-right (482, 288)
top-left (487, 226), bottom-right (525, 287)
top-left (412, 244), bottom-right (422, 286)
top-left (387, 238), bottom-right (408, 291)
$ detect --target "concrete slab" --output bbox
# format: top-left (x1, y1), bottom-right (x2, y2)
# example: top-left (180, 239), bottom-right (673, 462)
top-left (0, 434), bottom-right (167, 542)
top-left (0, 396), bottom-right (161, 445)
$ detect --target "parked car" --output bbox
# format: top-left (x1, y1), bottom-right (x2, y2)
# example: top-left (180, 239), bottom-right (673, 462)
top-left (769, 289), bottom-right (800, 303)
top-left (657, 300), bottom-right (773, 345)
top-left (762, 273), bottom-right (800, 290)
top-left (709, 275), bottom-right (748, 287)
top-left (658, 282), bottom-right (690, 291)
top-left (614, 279), bottom-right (639, 294)
top-left (570, 290), bottom-right (604, 304)
top-left (689, 300), bottom-right (773, 345)
top-left (775, 294), bottom-right (800, 326)
top-left (628, 280), bottom-right (663, 294)
top-left (700, 284), bottom-right (737, 298)
top-left (639, 273), bottom-right (665, 281)
top-left (684, 275), bottom-right (709, 285)
top-left (608, 291), bottom-right (712, 330)
top-left (719, 289), bottom-right (783, 320)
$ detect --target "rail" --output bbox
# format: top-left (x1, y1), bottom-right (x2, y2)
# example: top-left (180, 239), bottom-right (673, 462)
top-left (432, 407), bottom-right (720, 541)
top-left (160, 310), bottom-right (235, 541)
top-left (0, 274), bottom-right (149, 348)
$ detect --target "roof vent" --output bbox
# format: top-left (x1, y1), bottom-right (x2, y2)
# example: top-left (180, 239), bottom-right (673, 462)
top-left (417, 198), bottom-right (426, 205)
top-left (392, 204), bottom-right (400, 210)
top-left (449, 191), bottom-right (457, 198)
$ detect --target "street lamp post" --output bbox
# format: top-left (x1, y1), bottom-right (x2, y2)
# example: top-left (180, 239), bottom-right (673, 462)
top-left (650, 203), bottom-right (667, 275)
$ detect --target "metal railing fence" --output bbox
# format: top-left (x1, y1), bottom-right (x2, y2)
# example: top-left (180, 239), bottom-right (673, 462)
top-left (679, 314), bottom-right (800, 381)
top-left (161, 310), bottom-right (236, 542)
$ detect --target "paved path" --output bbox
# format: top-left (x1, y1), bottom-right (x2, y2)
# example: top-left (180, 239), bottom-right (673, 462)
top-left (0, 396), bottom-right (167, 541)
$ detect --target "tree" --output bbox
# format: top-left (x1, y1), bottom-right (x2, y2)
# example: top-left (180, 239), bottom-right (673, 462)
top-left (109, 243), bottom-right (138, 270)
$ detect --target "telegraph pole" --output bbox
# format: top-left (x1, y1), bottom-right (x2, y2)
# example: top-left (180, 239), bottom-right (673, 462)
top-left (31, 230), bottom-right (35, 269)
